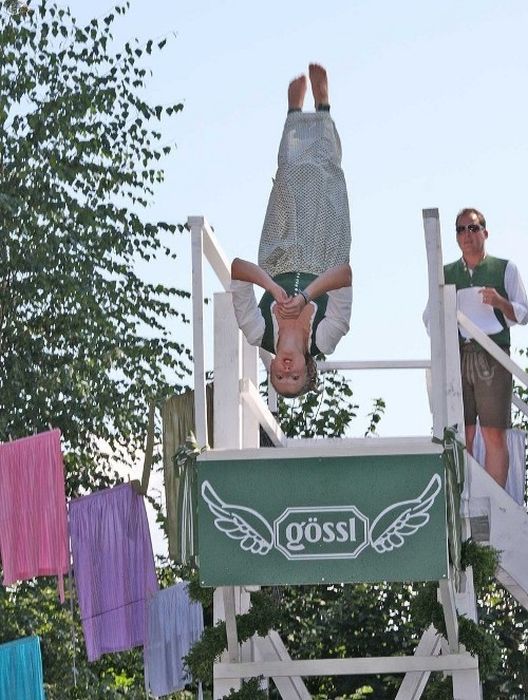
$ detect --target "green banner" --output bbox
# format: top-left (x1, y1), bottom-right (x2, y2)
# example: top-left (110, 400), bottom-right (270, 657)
top-left (197, 453), bottom-right (448, 586)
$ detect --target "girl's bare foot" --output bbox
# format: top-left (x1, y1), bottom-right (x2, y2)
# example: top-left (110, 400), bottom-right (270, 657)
top-left (309, 63), bottom-right (329, 108)
top-left (288, 74), bottom-right (307, 111)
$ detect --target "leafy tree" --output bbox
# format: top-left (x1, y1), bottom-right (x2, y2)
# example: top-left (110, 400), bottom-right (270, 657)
top-left (0, 0), bottom-right (189, 491)
top-left (277, 372), bottom-right (359, 438)
top-left (0, 0), bottom-right (191, 695)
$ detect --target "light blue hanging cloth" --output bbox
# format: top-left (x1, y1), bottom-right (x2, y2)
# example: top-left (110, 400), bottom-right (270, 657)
top-left (0, 636), bottom-right (45, 700)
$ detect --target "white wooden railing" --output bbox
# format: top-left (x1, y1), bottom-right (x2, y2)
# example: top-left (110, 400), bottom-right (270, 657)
top-left (188, 210), bottom-right (486, 700)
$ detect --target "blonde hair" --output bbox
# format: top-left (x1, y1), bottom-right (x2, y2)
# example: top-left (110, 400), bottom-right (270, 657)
top-left (270, 353), bottom-right (318, 398)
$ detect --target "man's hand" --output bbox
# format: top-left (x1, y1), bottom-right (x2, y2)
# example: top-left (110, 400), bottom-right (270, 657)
top-left (479, 286), bottom-right (517, 322)
top-left (479, 287), bottom-right (503, 307)
top-left (275, 294), bottom-right (307, 319)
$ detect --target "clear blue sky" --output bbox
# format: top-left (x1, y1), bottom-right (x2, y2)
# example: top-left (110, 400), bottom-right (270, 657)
top-left (70, 0), bottom-right (528, 437)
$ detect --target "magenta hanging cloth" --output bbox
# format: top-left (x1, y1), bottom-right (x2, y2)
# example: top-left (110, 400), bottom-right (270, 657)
top-left (69, 483), bottom-right (159, 661)
top-left (0, 429), bottom-right (69, 601)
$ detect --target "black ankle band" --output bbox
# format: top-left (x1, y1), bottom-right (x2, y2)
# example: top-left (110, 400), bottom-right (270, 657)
top-left (316, 104), bottom-right (331, 112)
top-left (287, 107), bottom-right (302, 114)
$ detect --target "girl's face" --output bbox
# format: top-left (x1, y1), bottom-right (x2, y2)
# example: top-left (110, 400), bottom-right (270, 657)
top-left (270, 351), bottom-right (307, 397)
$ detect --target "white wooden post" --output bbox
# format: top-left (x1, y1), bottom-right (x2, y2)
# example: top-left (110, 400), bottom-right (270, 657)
top-left (213, 291), bottom-right (243, 698)
top-left (242, 340), bottom-right (259, 448)
top-left (214, 292), bottom-right (242, 450)
top-left (423, 209), bottom-right (447, 439)
top-left (190, 210), bottom-right (493, 700)
top-left (442, 285), bottom-right (465, 431)
top-left (423, 210), bottom-right (481, 699)
top-left (188, 216), bottom-right (209, 448)
top-left (239, 342), bottom-right (260, 682)
top-left (395, 625), bottom-right (441, 700)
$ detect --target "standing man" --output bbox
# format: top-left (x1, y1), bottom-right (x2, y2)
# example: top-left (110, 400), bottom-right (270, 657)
top-left (445, 208), bottom-right (528, 487)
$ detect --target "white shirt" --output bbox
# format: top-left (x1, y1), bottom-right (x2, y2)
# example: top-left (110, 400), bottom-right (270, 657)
top-left (230, 280), bottom-right (352, 355)
top-left (423, 258), bottom-right (528, 333)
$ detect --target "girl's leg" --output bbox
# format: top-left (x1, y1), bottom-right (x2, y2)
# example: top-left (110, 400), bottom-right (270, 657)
top-left (309, 63), bottom-right (330, 110)
top-left (287, 74), bottom-right (307, 113)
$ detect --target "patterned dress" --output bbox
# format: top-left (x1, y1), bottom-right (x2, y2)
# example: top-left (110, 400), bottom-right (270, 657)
top-left (257, 110), bottom-right (351, 277)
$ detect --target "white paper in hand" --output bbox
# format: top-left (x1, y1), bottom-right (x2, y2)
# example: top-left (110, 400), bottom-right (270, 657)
top-left (457, 287), bottom-right (503, 338)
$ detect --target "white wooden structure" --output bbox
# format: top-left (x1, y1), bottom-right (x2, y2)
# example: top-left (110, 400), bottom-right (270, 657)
top-left (187, 210), bottom-right (528, 700)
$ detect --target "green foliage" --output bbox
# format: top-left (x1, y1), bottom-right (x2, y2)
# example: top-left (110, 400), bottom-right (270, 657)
top-left (275, 582), bottom-right (415, 699)
top-left (477, 583), bottom-right (528, 699)
top-left (185, 591), bottom-right (282, 682)
top-left (461, 539), bottom-right (499, 589)
top-left (0, 1), bottom-right (191, 697)
top-left (0, 0), bottom-right (189, 497)
top-left (410, 539), bottom-right (502, 681)
top-left (0, 572), bottom-right (179, 699)
top-left (364, 397), bottom-right (386, 437)
top-left (221, 678), bottom-right (267, 700)
top-left (277, 371), bottom-right (358, 438)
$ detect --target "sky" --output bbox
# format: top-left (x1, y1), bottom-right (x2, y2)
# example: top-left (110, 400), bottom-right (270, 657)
top-left (68, 0), bottom-right (528, 439)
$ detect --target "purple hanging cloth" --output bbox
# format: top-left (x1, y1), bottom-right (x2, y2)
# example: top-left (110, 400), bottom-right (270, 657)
top-left (144, 582), bottom-right (204, 696)
top-left (69, 483), bottom-right (158, 661)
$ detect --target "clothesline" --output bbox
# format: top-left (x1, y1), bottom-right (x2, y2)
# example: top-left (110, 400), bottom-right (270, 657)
top-left (0, 426), bottom-right (204, 698)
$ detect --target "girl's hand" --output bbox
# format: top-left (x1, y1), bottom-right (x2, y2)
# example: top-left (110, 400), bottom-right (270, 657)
top-left (271, 284), bottom-right (288, 304)
top-left (276, 294), bottom-right (307, 319)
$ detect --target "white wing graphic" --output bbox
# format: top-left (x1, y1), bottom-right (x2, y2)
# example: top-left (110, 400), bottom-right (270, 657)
top-left (201, 481), bottom-right (274, 555)
top-left (369, 474), bottom-right (442, 553)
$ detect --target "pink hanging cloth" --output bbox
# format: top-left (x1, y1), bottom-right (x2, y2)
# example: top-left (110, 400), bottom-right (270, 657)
top-left (0, 429), bottom-right (69, 601)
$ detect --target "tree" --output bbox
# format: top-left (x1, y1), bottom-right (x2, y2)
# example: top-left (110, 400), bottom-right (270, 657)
top-left (0, 1), bottom-right (191, 695)
top-left (0, 0), bottom-right (189, 490)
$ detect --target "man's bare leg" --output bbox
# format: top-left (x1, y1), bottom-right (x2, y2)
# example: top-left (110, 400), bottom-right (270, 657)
top-left (465, 424), bottom-right (476, 456)
top-left (309, 63), bottom-right (329, 108)
top-left (288, 75), bottom-right (307, 111)
top-left (481, 426), bottom-right (509, 488)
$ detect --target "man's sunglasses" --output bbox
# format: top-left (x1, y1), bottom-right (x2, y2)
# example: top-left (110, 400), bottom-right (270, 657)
top-left (456, 224), bottom-right (483, 234)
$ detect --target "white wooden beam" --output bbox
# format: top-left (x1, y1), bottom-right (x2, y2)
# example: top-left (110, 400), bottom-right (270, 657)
top-left (212, 290), bottom-right (244, 698)
top-left (455, 567), bottom-right (478, 623)
top-left (259, 348), bottom-right (279, 413)
top-left (223, 587), bottom-right (240, 663)
top-left (423, 208), bottom-right (447, 439)
top-left (438, 579), bottom-right (459, 653)
top-left (512, 393), bottom-right (528, 419)
top-left (318, 360), bottom-right (431, 371)
top-left (451, 656), bottom-right (482, 700)
top-left (468, 454), bottom-right (528, 610)
top-left (199, 436), bottom-right (443, 461)
top-left (189, 217), bottom-right (209, 448)
top-left (443, 286), bottom-right (465, 431)
top-left (214, 292), bottom-right (241, 450)
top-left (241, 342), bottom-right (260, 448)
top-left (188, 215), bottom-right (232, 291)
top-left (395, 625), bottom-right (441, 700)
top-left (214, 653), bottom-right (478, 680)
top-left (457, 311), bottom-right (528, 387)
top-left (239, 378), bottom-right (287, 447)
top-left (213, 588), bottom-right (239, 699)
top-left (253, 631), bottom-right (311, 700)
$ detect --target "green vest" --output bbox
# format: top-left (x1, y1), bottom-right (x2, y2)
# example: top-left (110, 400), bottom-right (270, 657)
top-left (444, 255), bottom-right (510, 347)
top-left (258, 272), bottom-right (328, 355)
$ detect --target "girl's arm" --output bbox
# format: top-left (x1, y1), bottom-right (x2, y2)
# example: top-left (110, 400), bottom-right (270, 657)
top-left (303, 263), bottom-right (352, 300)
top-left (231, 258), bottom-right (288, 303)
top-left (277, 264), bottom-right (352, 319)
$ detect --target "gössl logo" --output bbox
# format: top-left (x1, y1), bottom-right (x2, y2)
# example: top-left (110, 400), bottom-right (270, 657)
top-left (200, 474), bottom-right (441, 561)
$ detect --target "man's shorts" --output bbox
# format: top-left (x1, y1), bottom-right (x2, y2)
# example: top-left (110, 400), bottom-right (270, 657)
top-left (460, 342), bottom-right (512, 428)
